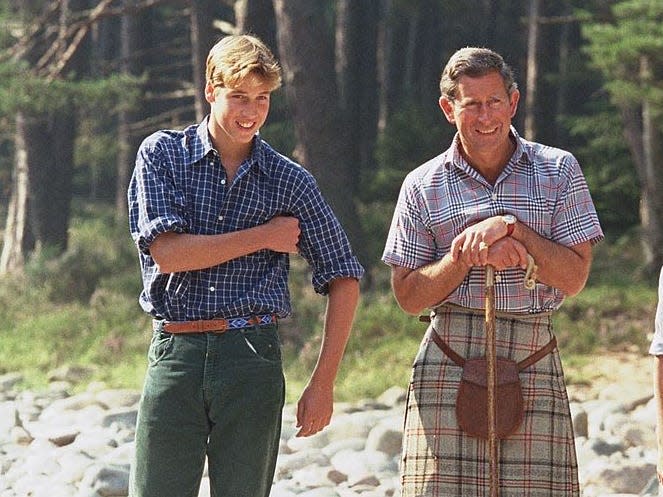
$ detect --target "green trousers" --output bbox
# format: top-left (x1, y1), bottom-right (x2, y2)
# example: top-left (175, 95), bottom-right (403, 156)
top-left (130, 324), bottom-right (285, 497)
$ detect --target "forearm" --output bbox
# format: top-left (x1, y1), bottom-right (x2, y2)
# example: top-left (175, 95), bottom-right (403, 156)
top-left (308, 277), bottom-right (360, 387)
top-left (655, 357), bottom-right (663, 450)
top-left (391, 253), bottom-right (470, 315)
top-left (150, 226), bottom-right (268, 273)
top-left (511, 221), bottom-right (591, 296)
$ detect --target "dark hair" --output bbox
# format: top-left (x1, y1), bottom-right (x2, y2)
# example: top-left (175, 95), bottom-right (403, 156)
top-left (439, 47), bottom-right (517, 99)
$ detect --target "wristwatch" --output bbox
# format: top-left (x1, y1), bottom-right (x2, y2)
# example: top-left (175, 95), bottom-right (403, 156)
top-left (502, 214), bottom-right (516, 236)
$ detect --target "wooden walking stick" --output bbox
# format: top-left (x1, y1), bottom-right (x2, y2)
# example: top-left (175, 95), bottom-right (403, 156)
top-left (484, 255), bottom-right (537, 496)
top-left (485, 264), bottom-right (499, 497)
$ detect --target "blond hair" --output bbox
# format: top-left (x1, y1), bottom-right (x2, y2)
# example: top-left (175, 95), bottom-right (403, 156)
top-left (206, 35), bottom-right (282, 91)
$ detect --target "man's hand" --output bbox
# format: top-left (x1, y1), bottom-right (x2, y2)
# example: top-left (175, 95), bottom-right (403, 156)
top-left (484, 237), bottom-right (529, 271)
top-left (450, 216), bottom-right (518, 268)
top-left (295, 381), bottom-right (333, 437)
top-left (293, 278), bottom-right (359, 436)
top-left (264, 215), bottom-right (301, 254)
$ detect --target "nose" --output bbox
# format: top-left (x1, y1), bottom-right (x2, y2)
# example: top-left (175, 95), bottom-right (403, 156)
top-left (476, 104), bottom-right (491, 120)
top-left (240, 100), bottom-right (258, 117)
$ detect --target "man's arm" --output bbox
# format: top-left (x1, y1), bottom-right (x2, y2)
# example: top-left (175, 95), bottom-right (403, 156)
top-left (510, 220), bottom-right (592, 297)
top-left (655, 356), bottom-right (663, 485)
top-left (391, 254), bottom-right (470, 315)
top-left (393, 215), bottom-right (592, 315)
top-left (450, 215), bottom-right (593, 297)
top-left (295, 277), bottom-right (360, 437)
top-left (149, 215), bottom-right (300, 273)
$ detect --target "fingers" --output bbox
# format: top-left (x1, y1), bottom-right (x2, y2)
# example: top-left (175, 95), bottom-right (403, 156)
top-left (267, 215), bottom-right (301, 253)
top-left (295, 412), bottom-right (330, 438)
top-left (450, 232), bottom-right (489, 266)
top-left (483, 237), bottom-right (530, 271)
top-left (450, 218), bottom-right (529, 269)
top-left (295, 391), bottom-right (332, 438)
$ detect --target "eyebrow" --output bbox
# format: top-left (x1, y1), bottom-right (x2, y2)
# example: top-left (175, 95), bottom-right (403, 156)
top-left (228, 89), bottom-right (271, 96)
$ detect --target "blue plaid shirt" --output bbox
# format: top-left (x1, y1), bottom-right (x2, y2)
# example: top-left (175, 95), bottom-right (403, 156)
top-left (383, 127), bottom-right (603, 313)
top-left (128, 118), bottom-right (364, 321)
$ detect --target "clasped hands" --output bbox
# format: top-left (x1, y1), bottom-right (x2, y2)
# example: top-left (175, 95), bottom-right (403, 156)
top-left (449, 216), bottom-right (528, 271)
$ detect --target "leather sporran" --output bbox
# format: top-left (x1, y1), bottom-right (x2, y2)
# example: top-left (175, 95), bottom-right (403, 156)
top-left (455, 356), bottom-right (524, 439)
top-left (427, 320), bottom-right (556, 440)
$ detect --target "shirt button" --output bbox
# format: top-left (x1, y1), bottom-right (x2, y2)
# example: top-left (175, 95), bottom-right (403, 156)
top-left (491, 193), bottom-right (498, 200)
top-left (495, 275), bottom-right (502, 283)
top-left (218, 215), bottom-right (224, 221)
top-left (221, 179), bottom-right (226, 185)
top-left (209, 286), bottom-right (215, 292)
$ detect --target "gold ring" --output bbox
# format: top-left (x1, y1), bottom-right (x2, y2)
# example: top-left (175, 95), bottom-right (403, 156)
top-left (479, 241), bottom-right (489, 251)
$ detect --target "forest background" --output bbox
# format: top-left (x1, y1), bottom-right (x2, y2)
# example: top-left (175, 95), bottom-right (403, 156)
top-left (0, 0), bottom-right (661, 401)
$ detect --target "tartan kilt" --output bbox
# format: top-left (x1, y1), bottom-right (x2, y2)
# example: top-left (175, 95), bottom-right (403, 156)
top-left (401, 304), bottom-right (579, 497)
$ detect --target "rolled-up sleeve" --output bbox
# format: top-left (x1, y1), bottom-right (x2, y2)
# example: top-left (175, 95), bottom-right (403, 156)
top-left (128, 136), bottom-right (188, 254)
top-left (292, 174), bottom-right (364, 295)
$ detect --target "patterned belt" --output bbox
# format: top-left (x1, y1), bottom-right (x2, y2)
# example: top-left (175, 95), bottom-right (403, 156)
top-left (154, 313), bottom-right (277, 334)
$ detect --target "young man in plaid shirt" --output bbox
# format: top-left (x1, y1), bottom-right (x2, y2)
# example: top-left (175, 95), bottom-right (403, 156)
top-left (128, 35), bottom-right (363, 497)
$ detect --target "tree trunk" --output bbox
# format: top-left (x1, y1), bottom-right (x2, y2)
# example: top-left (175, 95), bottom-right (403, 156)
top-left (190, 0), bottom-right (217, 122)
top-left (272, 0), bottom-right (366, 265)
top-left (335, 0), bottom-right (380, 174)
top-left (524, 0), bottom-right (540, 140)
top-left (116, 0), bottom-right (148, 222)
top-left (376, 0), bottom-right (393, 132)
top-left (25, 110), bottom-right (75, 254)
top-left (555, 16), bottom-right (570, 143)
top-left (412, 0), bottom-right (443, 108)
top-left (0, 113), bottom-right (32, 274)
top-left (1, 0), bottom-right (86, 270)
top-left (618, 55), bottom-right (663, 273)
top-left (235, 0), bottom-right (277, 50)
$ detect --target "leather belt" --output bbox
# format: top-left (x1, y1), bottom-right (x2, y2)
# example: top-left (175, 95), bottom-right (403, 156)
top-left (430, 328), bottom-right (557, 371)
top-left (155, 313), bottom-right (277, 334)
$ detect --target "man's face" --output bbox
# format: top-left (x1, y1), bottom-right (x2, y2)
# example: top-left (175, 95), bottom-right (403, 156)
top-left (206, 73), bottom-right (272, 148)
top-left (439, 71), bottom-right (519, 158)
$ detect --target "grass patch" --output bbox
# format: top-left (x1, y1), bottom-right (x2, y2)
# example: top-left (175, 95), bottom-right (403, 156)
top-left (0, 205), bottom-right (658, 401)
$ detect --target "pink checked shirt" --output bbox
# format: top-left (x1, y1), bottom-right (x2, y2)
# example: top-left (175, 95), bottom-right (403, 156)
top-left (382, 127), bottom-right (604, 313)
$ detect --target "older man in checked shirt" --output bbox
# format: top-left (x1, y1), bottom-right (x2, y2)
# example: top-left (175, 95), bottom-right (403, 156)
top-left (128, 35), bottom-right (363, 497)
top-left (383, 47), bottom-right (603, 496)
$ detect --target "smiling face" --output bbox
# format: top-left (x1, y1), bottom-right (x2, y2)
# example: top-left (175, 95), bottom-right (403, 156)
top-left (439, 70), bottom-right (519, 173)
top-left (205, 72), bottom-right (272, 158)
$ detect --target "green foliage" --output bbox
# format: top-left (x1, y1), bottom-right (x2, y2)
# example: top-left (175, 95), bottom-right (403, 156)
top-left (0, 61), bottom-right (143, 117)
top-left (564, 99), bottom-right (640, 233)
top-left (23, 204), bottom-right (139, 303)
top-left (367, 102), bottom-right (451, 204)
top-left (582, 0), bottom-right (663, 109)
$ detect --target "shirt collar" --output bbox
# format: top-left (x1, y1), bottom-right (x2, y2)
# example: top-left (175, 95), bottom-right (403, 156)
top-left (184, 116), bottom-right (271, 176)
top-left (181, 117), bottom-right (215, 166)
top-left (445, 125), bottom-right (530, 179)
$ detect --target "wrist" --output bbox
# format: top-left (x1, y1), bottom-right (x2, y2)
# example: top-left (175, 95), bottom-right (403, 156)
top-left (502, 214), bottom-right (517, 237)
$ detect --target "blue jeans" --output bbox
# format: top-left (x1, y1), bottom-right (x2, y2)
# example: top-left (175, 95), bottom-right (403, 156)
top-left (129, 324), bottom-right (285, 497)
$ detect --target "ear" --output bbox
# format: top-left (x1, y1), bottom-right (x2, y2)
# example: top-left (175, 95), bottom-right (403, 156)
top-left (205, 82), bottom-right (216, 104)
top-left (439, 96), bottom-right (456, 124)
top-left (509, 89), bottom-right (520, 118)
